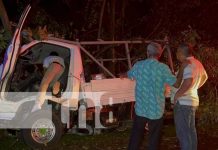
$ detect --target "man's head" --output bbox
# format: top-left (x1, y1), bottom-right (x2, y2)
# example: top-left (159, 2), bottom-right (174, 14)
top-left (176, 43), bottom-right (193, 62)
top-left (147, 42), bottom-right (163, 59)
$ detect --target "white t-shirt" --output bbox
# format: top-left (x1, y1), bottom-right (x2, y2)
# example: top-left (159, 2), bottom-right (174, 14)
top-left (171, 57), bottom-right (207, 106)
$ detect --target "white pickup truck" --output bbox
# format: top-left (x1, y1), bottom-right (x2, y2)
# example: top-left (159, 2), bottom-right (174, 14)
top-left (0, 5), bottom-right (173, 149)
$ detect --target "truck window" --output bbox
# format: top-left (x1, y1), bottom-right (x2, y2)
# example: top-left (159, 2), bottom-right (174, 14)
top-left (5, 42), bottom-right (70, 101)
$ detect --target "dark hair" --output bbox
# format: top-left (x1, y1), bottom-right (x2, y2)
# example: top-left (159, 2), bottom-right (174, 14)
top-left (49, 51), bottom-right (59, 56)
top-left (178, 43), bottom-right (193, 57)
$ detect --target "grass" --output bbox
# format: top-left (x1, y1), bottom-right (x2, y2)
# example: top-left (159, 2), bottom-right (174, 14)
top-left (0, 124), bottom-right (218, 150)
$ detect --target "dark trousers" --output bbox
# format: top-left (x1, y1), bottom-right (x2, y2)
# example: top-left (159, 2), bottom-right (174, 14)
top-left (128, 115), bottom-right (163, 150)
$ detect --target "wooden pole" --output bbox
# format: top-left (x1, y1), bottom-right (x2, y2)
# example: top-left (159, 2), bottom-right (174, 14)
top-left (97, 0), bottom-right (106, 39)
top-left (125, 43), bottom-right (132, 69)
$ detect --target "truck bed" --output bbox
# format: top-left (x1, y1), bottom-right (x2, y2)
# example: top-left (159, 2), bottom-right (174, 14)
top-left (82, 78), bottom-right (135, 108)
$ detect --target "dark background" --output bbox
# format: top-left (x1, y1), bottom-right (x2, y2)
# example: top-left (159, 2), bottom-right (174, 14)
top-left (3, 0), bottom-right (218, 42)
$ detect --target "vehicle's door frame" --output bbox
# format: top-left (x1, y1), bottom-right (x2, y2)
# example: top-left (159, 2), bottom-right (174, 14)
top-left (61, 45), bottom-right (84, 110)
top-left (0, 5), bottom-right (31, 99)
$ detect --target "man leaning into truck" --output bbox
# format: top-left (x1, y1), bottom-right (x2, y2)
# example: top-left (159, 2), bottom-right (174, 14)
top-left (127, 42), bottom-right (177, 150)
top-left (32, 52), bottom-right (65, 112)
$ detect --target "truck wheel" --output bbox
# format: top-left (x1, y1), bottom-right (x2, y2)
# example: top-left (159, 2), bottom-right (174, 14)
top-left (21, 110), bottom-right (63, 149)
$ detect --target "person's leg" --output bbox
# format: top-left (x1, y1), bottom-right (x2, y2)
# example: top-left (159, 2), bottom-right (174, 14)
top-left (38, 64), bottom-right (64, 105)
top-left (174, 102), bottom-right (192, 150)
top-left (32, 64), bottom-right (63, 112)
top-left (147, 117), bottom-right (163, 150)
top-left (190, 106), bottom-right (198, 150)
top-left (128, 115), bottom-right (147, 150)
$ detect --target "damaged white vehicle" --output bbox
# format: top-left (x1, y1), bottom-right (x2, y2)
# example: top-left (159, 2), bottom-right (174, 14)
top-left (0, 5), bottom-right (174, 149)
top-left (0, 5), bottom-right (136, 149)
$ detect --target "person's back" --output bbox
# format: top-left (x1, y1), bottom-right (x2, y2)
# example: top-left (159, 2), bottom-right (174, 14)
top-left (127, 42), bottom-right (176, 150)
top-left (130, 59), bottom-right (175, 119)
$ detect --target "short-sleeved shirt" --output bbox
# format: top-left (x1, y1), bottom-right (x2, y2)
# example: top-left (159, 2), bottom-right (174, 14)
top-left (177, 56), bottom-right (207, 106)
top-left (128, 59), bottom-right (176, 119)
top-left (43, 56), bottom-right (65, 69)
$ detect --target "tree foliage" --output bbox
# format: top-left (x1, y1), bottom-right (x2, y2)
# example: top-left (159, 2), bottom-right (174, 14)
top-left (0, 0), bottom-right (11, 34)
top-left (0, 29), bottom-right (10, 51)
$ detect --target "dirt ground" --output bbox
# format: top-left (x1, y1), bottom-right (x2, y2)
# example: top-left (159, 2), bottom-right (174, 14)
top-left (0, 124), bottom-right (218, 150)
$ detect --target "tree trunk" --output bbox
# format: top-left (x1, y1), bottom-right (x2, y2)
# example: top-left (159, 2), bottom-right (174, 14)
top-left (0, 0), bottom-right (11, 34)
top-left (121, 0), bottom-right (126, 35)
top-left (97, 0), bottom-right (106, 39)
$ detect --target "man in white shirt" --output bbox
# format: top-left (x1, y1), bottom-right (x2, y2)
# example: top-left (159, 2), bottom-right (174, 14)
top-left (173, 44), bottom-right (208, 150)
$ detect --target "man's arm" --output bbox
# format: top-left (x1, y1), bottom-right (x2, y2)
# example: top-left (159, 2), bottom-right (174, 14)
top-left (173, 63), bottom-right (194, 104)
top-left (174, 78), bottom-right (193, 104)
top-left (163, 65), bottom-right (176, 86)
top-left (173, 68), bottom-right (183, 88)
top-left (198, 71), bottom-right (208, 88)
top-left (127, 62), bottom-right (138, 80)
top-left (173, 60), bottom-right (191, 88)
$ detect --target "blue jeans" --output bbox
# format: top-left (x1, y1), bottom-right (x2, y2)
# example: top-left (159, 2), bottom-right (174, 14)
top-left (174, 102), bottom-right (198, 150)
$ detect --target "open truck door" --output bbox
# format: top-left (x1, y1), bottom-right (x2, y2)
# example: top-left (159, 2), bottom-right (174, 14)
top-left (0, 4), bottom-right (66, 146)
top-left (0, 5), bottom-right (31, 98)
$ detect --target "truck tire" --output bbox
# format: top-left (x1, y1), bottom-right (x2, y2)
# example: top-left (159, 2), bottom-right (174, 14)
top-left (20, 110), bottom-right (63, 149)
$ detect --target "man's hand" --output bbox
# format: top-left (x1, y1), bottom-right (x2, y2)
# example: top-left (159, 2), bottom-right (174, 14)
top-left (173, 59), bottom-right (191, 88)
top-left (171, 92), bottom-right (180, 107)
top-left (172, 92), bottom-right (182, 107)
top-left (173, 78), bottom-right (193, 105)
top-left (173, 93), bottom-right (179, 105)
